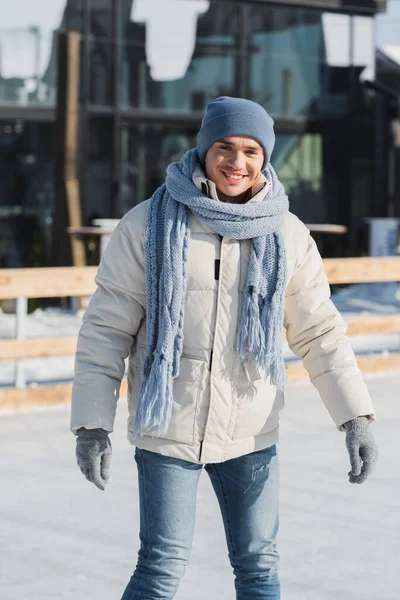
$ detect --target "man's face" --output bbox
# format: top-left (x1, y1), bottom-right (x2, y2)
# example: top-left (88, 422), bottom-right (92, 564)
top-left (204, 136), bottom-right (264, 202)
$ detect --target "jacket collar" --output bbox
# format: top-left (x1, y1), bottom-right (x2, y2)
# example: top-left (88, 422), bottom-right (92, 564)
top-left (192, 163), bottom-right (271, 204)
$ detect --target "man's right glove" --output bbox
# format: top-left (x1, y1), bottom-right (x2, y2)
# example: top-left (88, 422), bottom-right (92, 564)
top-left (76, 428), bottom-right (112, 491)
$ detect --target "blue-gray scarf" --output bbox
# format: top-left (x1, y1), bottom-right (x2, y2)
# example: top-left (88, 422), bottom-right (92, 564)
top-left (133, 148), bottom-right (289, 438)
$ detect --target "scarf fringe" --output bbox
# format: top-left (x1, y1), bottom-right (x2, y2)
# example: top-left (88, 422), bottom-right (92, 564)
top-left (248, 288), bottom-right (264, 356)
top-left (269, 353), bottom-right (287, 390)
top-left (237, 292), bottom-right (249, 357)
top-left (238, 293), bottom-right (287, 390)
top-left (133, 352), bottom-right (173, 437)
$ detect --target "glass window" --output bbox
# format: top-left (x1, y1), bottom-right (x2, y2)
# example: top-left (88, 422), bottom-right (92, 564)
top-left (322, 14), bottom-right (374, 78)
top-left (248, 6), bottom-right (375, 120)
top-left (0, 0), bottom-right (83, 107)
top-left (274, 133), bottom-right (325, 223)
top-left (0, 121), bottom-right (55, 267)
top-left (89, 0), bottom-right (113, 39)
top-left (274, 127), bottom-right (359, 238)
top-left (120, 0), bottom-right (240, 112)
top-left (85, 116), bottom-right (114, 222)
top-left (88, 38), bottom-right (114, 105)
top-left (116, 124), bottom-right (197, 215)
top-left (86, 1), bottom-right (115, 105)
top-left (248, 6), bottom-right (326, 118)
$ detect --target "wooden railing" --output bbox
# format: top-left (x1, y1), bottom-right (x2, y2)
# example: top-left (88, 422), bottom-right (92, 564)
top-left (1, 258), bottom-right (400, 410)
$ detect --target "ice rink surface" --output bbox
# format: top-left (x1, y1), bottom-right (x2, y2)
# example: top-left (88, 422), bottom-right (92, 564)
top-left (0, 374), bottom-right (398, 600)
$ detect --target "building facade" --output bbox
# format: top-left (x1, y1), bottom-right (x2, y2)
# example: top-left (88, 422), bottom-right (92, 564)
top-left (0, 0), bottom-right (387, 267)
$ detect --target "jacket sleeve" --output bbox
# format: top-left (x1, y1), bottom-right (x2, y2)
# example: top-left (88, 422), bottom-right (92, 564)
top-left (70, 218), bottom-right (146, 434)
top-left (284, 228), bottom-right (376, 430)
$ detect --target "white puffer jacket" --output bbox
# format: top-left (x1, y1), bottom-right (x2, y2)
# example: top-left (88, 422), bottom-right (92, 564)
top-left (71, 169), bottom-right (375, 464)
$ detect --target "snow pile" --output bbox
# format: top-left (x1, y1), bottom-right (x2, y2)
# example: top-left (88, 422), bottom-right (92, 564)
top-left (332, 282), bottom-right (400, 314)
top-left (0, 308), bottom-right (83, 387)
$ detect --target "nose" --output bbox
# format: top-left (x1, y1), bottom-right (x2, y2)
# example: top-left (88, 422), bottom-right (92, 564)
top-left (226, 151), bottom-right (245, 170)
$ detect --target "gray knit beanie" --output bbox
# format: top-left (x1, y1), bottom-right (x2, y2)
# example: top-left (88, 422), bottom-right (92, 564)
top-left (197, 96), bottom-right (275, 170)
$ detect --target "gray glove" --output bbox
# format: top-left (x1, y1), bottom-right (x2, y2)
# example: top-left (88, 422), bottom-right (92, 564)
top-left (344, 416), bottom-right (378, 484)
top-left (76, 428), bottom-right (112, 491)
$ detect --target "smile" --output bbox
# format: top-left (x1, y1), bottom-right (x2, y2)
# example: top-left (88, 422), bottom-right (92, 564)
top-left (222, 171), bottom-right (246, 183)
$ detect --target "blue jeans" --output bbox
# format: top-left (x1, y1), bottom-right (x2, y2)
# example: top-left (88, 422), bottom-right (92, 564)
top-left (121, 445), bottom-right (280, 600)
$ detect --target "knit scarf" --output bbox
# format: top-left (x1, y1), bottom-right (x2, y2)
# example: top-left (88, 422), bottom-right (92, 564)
top-left (133, 148), bottom-right (289, 438)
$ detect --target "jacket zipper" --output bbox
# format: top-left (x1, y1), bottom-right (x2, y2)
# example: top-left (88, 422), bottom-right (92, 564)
top-left (200, 239), bottom-right (225, 463)
top-left (198, 440), bottom-right (204, 462)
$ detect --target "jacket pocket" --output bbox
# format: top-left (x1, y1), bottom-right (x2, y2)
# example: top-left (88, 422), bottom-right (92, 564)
top-left (239, 358), bottom-right (262, 383)
top-left (231, 357), bottom-right (284, 441)
top-left (127, 347), bottom-right (205, 445)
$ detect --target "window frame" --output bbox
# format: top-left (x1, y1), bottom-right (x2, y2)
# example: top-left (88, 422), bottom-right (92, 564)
top-left (217, 0), bottom-right (385, 16)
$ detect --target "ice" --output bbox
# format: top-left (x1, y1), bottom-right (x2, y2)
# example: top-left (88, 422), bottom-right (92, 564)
top-left (0, 375), bottom-right (398, 600)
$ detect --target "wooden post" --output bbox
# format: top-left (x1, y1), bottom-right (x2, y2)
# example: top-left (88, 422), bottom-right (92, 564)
top-left (53, 31), bottom-right (86, 268)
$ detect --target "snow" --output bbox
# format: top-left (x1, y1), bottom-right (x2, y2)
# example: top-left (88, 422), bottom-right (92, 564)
top-left (0, 307), bottom-right (82, 386)
top-left (0, 375), bottom-right (398, 600)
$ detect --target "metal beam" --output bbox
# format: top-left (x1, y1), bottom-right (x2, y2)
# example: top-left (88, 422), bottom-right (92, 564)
top-left (112, 0), bottom-right (122, 218)
top-left (233, 0), bottom-right (386, 15)
top-left (118, 107), bottom-right (322, 135)
top-left (0, 106), bottom-right (55, 122)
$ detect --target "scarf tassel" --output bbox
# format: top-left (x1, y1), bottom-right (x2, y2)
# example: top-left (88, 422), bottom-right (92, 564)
top-left (133, 352), bottom-right (173, 437)
top-left (237, 291), bottom-right (250, 358)
top-left (269, 353), bottom-right (286, 390)
top-left (238, 293), bottom-right (286, 391)
top-left (247, 288), bottom-right (264, 356)
top-left (260, 296), bottom-right (286, 390)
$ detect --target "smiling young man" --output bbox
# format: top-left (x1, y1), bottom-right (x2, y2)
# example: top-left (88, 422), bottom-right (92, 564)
top-left (71, 96), bottom-right (378, 600)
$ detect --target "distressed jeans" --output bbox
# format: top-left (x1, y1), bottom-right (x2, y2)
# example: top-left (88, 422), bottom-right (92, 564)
top-left (121, 445), bottom-right (280, 600)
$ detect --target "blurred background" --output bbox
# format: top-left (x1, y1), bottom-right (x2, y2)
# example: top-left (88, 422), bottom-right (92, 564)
top-left (0, 0), bottom-right (399, 268)
top-left (2, 5), bottom-right (400, 599)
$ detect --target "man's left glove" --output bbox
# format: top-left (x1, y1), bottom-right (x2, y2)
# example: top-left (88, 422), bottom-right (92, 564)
top-left (76, 428), bottom-right (112, 491)
top-left (344, 416), bottom-right (378, 484)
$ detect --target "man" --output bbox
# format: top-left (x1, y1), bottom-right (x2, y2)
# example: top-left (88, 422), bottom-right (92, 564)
top-left (71, 97), bottom-right (378, 600)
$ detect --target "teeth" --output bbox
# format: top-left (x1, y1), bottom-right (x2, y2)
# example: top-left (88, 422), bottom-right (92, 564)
top-left (225, 173), bottom-right (244, 179)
